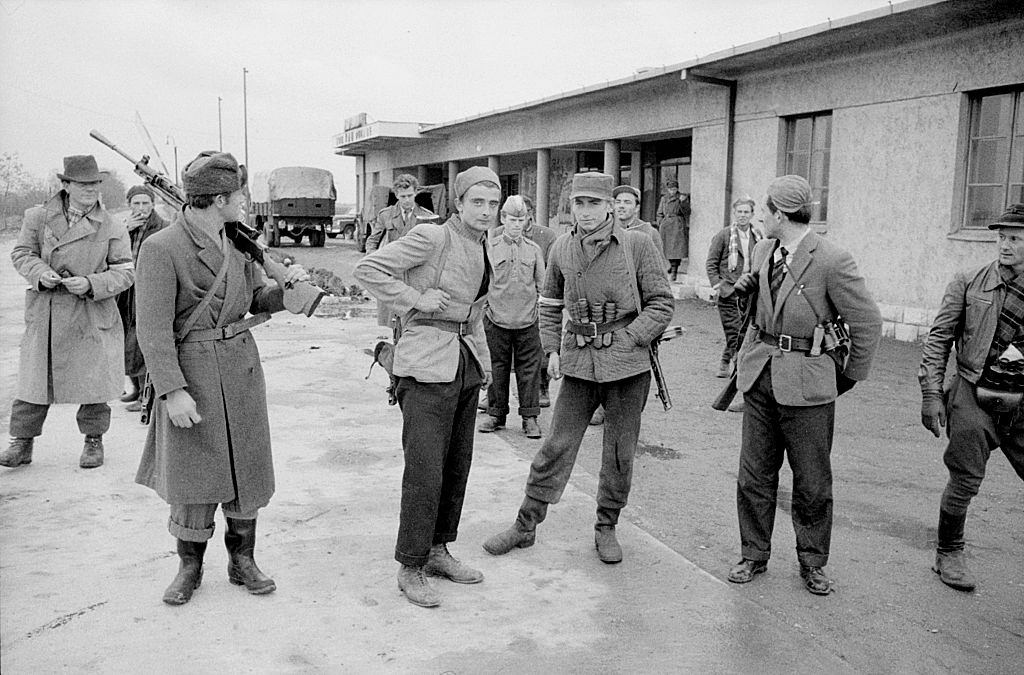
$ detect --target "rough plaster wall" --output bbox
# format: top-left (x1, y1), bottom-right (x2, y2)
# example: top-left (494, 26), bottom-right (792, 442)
top-left (689, 125), bottom-right (727, 269)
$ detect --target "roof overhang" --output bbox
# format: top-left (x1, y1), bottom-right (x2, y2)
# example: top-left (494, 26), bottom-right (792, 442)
top-left (332, 120), bottom-right (438, 156)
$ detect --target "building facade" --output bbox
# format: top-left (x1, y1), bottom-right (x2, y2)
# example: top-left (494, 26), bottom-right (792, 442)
top-left (334, 0), bottom-right (1024, 341)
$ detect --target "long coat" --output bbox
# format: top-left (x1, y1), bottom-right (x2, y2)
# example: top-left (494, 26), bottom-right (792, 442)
top-left (657, 193), bottom-right (691, 260)
top-left (735, 232), bottom-right (882, 406)
top-left (11, 193), bottom-right (134, 404)
top-left (116, 210), bottom-right (168, 377)
top-left (134, 211), bottom-right (285, 510)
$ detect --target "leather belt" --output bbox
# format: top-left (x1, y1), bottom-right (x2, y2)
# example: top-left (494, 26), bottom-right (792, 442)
top-left (180, 313), bottom-right (271, 343)
top-left (755, 327), bottom-right (814, 353)
top-left (565, 312), bottom-right (637, 338)
top-left (407, 317), bottom-right (474, 336)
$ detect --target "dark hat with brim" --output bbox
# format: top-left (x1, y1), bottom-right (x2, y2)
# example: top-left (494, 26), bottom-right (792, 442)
top-left (57, 155), bottom-right (105, 183)
top-left (182, 151), bottom-right (247, 197)
top-left (571, 172), bottom-right (614, 201)
top-left (988, 204), bottom-right (1024, 230)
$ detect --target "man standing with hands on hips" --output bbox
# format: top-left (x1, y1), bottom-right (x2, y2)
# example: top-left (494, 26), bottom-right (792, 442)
top-left (356, 166), bottom-right (497, 608)
top-left (727, 175), bottom-right (880, 595)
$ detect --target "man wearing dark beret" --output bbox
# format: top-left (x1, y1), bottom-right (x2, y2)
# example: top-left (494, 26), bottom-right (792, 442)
top-left (1, 155), bottom-right (134, 470)
top-left (919, 203), bottom-right (1024, 592)
top-left (483, 172), bottom-right (674, 565)
top-left (355, 165), bottom-right (497, 608)
top-left (116, 184), bottom-right (168, 415)
top-left (727, 175), bottom-right (881, 595)
top-left (133, 151), bottom-right (309, 605)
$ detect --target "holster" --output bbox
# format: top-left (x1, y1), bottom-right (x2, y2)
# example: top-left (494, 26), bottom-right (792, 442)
top-left (975, 385), bottom-right (1023, 414)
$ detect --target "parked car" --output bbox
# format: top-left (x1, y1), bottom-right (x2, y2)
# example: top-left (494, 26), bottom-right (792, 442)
top-left (327, 204), bottom-right (357, 239)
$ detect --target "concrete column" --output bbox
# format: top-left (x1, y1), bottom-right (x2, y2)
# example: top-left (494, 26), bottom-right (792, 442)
top-left (536, 148), bottom-right (550, 228)
top-left (603, 140), bottom-right (620, 183)
top-left (447, 161), bottom-right (459, 209)
top-left (488, 155), bottom-right (500, 174)
top-left (416, 164), bottom-right (428, 185)
top-left (630, 152), bottom-right (642, 188)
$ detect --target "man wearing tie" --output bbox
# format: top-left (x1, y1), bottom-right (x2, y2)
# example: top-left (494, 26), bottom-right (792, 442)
top-left (727, 175), bottom-right (881, 596)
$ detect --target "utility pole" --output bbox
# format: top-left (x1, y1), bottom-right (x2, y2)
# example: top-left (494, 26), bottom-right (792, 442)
top-left (242, 68), bottom-right (249, 170)
top-left (218, 96), bottom-right (223, 151)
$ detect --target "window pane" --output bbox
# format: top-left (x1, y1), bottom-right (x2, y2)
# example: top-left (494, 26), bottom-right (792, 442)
top-left (969, 138), bottom-right (1010, 184)
top-left (975, 93), bottom-right (1013, 138)
top-left (965, 185), bottom-right (1005, 228)
top-left (813, 187), bottom-right (828, 222)
top-left (788, 117), bottom-right (812, 153)
top-left (813, 114), bottom-right (832, 151)
top-left (810, 150), bottom-right (830, 189)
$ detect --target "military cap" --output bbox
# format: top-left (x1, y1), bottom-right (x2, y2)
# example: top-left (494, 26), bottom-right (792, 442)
top-left (57, 155), bottom-right (105, 183)
top-left (182, 151), bottom-right (247, 197)
top-left (126, 184), bottom-right (155, 202)
top-left (767, 174), bottom-right (812, 213)
top-left (612, 185), bottom-right (640, 201)
top-left (988, 203), bottom-right (1024, 230)
top-left (454, 166), bottom-right (500, 199)
top-left (570, 172), bottom-right (614, 201)
top-left (665, 180), bottom-right (680, 188)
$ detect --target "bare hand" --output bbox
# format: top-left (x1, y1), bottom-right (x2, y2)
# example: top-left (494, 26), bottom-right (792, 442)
top-left (414, 288), bottom-right (451, 313)
top-left (61, 276), bottom-right (91, 296)
top-left (547, 352), bottom-right (562, 380)
top-left (39, 270), bottom-right (62, 289)
top-left (126, 213), bottom-right (147, 232)
top-left (166, 388), bottom-right (202, 428)
top-left (481, 371), bottom-right (492, 390)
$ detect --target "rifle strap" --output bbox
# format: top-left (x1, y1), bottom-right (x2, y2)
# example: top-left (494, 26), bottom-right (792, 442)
top-left (176, 229), bottom-right (232, 343)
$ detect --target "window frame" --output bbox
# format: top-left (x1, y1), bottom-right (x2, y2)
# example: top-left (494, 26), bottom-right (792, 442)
top-left (779, 110), bottom-right (833, 230)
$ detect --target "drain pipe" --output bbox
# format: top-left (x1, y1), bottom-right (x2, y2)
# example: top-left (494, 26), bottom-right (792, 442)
top-left (681, 70), bottom-right (737, 227)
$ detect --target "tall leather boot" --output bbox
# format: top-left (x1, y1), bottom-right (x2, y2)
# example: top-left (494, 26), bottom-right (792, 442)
top-left (933, 509), bottom-right (975, 591)
top-left (225, 517), bottom-right (277, 595)
top-left (162, 539), bottom-right (207, 606)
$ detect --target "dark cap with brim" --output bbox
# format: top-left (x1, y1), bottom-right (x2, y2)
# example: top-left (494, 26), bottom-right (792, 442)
top-left (612, 185), bottom-right (640, 201)
top-left (571, 172), bottom-right (614, 201)
top-left (988, 203), bottom-right (1024, 229)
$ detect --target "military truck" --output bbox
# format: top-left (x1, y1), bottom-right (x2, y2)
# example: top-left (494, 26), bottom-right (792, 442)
top-left (357, 183), bottom-right (448, 252)
top-left (250, 167), bottom-right (336, 247)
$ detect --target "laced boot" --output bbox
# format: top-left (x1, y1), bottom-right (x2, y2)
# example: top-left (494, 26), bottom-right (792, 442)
top-left (933, 509), bottom-right (975, 591)
top-left (162, 539), bottom-right (207, 605)
top-left (522, 417), bottom-right (542, 439)
top-left (424, 543), bottom-right (484, 584)
top-left (478, 415), bottom-right (505, 433)
top-left (79, 435), bottom-right (104, 469)
top-left (225, 517), bottom-right (276, 595)
top-left (0, 438), bottom-right (33, 467)
top-left (539, 385), bottom-right (550, 408)
top-left (397, 565), bottom-right (441, 607)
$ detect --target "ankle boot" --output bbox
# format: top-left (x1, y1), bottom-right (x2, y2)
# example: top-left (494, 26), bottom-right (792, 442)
top-left (79, 435), bottom-right (104, 469)
top-left (933, 509), bottom-right (975, 591)
top-left (0, 438), bottom-right (34, 467)
top-left (162, 539), bottom-right (207, 605)
top-left (225, 517), bottom-right (276, 595)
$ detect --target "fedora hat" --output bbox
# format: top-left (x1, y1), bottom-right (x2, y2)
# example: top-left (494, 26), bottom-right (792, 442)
top-left (57, 155), bottom-right (105, 183)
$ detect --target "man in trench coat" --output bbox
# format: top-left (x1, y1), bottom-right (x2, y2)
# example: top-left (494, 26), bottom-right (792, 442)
top-left (134, 151), bottom-right (308, 606)
top-left (1, 155), bottom-right (134, 470)
top-left (656, 180), bottom-right (691, 280)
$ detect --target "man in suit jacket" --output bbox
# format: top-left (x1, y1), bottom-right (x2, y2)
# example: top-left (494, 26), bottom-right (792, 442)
top-left (706, 196), bottom-right (761, 380)
top-left (727, 175), bottom-right (881, 596)
top-left (364, 173), bottom-right (437, 253)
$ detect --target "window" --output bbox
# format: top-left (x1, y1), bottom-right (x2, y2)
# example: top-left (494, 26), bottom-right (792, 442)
top-left (576, 151), bottom-right (603, 173)
top-left (500, 173), bottom-right (519, 198)
top-left (963, 88), bottom-right (1024, 230)
top-left (784, 112), bottom-right (832, 224)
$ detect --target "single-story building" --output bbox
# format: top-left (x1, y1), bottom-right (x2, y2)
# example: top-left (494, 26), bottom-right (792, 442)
top-left (334, 0), bottom-right (1024, 341)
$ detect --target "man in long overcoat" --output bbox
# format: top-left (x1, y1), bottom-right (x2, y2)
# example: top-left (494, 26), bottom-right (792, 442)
top-left (134, 151), bottom-right (308, 605)
top-left (656, 180), bottom-right (691, 280)
top-left (1, 155), bottom-right (134, 470)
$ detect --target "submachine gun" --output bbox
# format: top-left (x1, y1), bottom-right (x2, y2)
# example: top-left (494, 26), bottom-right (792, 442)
top-left (90, 129), bottom-right (325, 316)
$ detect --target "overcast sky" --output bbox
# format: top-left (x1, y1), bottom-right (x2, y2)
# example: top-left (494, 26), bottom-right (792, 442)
top-left (1, 0), bottom-right (886, 202)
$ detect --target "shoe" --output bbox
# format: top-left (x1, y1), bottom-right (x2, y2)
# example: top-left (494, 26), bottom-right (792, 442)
top-left (933, 550), bottom-right (976, 591)
top-left (0, 438), bottom-right (33, 467)
top-left (800, 565), bottom-right (832, 595)
top-left (717, 360), bottom-right (731, 378)
top-left (397, 565), bottom-right (441, 607)
top-left (424, 543), bottom-right (483, 584)
top-left (523, 417), bottom-right (542, 439)
top-left (125, 400), bottom-right (143, 413)
top-left (595, 527), bottom-right (623, 564)
top-left (477, 395), bottom-right (488, 412)
top-left (539, 390), bottom-right (550, 408)
top-left (225, 518), bottom-right (276, 595)
top-left (478, 415), bottom-right (506, 433)
top-left (482, 524), bottom-right (536, 555)
top-left (162, 539), bottom-right (207, 606)
top-left (727, 558), bottom-right (767, 583)
top-left (120, 389), bottom-right (139, 403)
top-left (79, 435), bottom-right (104, 469)
top-left (727, 399), bottom-right (745, 413)
top-left (590, 408), bottom-right (605, 425)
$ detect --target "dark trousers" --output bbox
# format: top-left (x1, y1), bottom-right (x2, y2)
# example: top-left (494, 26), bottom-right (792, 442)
top-left (519, 372), bottom-right (650, 529)
top-left (717, 293), bottom-right (747, 363)
top-left (940, 376), bottom-right (1024, 516)
top-left (737, 365), bottom-right (835, 567)
top-left (484, 317), bottom-right (542, 418)
top-left (9, 399), bottom-right (110, 438)
top-left (394, 343), bottom-right (483, 566)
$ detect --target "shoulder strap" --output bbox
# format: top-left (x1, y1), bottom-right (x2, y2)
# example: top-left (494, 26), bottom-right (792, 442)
top-left (434, 224), bottom-right (452, 287)
top-left (175, 232), bottom-right (231, 342)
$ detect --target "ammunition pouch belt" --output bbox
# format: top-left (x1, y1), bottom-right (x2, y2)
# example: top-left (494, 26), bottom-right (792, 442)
top-left (975, 385), bottom-right (1023, 414)
top-left (755, 328), bottom-right (815, 353)
top-left (407, 317), bottom-right (474, 336)
top-left (565, 312), bottom-right (637, 338)
top-left (179, 313), bottom-right (271, 343)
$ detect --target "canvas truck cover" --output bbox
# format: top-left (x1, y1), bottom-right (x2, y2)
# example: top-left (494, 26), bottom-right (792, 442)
top-left (267, 167), bottom-right (337, 201)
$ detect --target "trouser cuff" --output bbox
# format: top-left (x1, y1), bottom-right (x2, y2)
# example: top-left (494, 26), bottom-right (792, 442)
top-left (518, 406), bottom-right (541, 418)
top-left (740, 545), bottom-right (770, 562)
top-left (797, 553), bottom-right (828, 568)
top-left (395, 549), bottom-right (428, 567)
top-left (432, 532), bottom-right (457, 545)
top-left (168, 517), bottom-right (215, 542)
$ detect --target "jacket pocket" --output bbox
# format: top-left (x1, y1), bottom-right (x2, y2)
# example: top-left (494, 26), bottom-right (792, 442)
top-left (801, 353), bottom-right (837, 405)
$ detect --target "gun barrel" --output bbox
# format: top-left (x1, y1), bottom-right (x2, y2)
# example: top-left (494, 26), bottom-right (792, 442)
top-left (89, 129), bottom-right (136, 164)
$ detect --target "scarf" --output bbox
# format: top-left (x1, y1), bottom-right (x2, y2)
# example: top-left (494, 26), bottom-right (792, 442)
top-left (578, 218), bottom-right (613, 262)
top-left (977, 266), bottom-right (1024, 391)
top-left (727, 224), bottom-right (761, 272)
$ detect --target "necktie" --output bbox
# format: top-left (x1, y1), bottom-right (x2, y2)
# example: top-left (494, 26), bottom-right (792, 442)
top-left (770, 246), bottom-right (788, 304)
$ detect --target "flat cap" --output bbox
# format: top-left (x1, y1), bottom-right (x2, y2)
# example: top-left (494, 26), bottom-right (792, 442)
top-left (454, 166), bottom-right (500, 199)
top-left (767, 174), bottom-right (812, 213)
top-left (570, 172), bottom-right (614, 201)
top-left (126, 184), bottom-right (155, 202)
top-left (612, 185), bottom-right (640, 201)
top-left (988, 203), bottom-right (1024, 230)
top-left (182, 151), bottom-right (247, 197)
